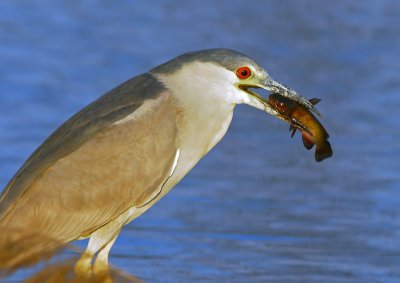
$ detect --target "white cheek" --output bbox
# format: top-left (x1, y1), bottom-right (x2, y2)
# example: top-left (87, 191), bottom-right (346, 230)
top-left (242, 93), bottom-right (251, 104)
top-left (235, 88), bottom-right (251, 104)
top-left (156, 62), bottom-right (247, 106)
top-left (225, 83), bottom-right (252, 105)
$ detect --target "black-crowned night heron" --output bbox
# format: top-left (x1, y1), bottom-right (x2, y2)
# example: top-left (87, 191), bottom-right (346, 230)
top-left (0, 49), bottom-right (317, 276)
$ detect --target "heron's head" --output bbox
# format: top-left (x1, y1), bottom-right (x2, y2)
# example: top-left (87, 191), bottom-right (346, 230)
top-left (151, 48), bottom-right (318, 119)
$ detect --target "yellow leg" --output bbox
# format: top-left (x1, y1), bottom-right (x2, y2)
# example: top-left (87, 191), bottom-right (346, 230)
top-left (93, 235), bottom-right (118, 282)
top-left (74, 206), bottom-right (145, 279)
top-left (74, 226), bottom-right (120, 278)
top-left (74, 235), bottom-right (102, 277)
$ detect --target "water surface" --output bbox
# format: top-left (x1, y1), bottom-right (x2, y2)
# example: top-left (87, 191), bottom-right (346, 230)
top-left (0, 1), bottom-right (399, 282)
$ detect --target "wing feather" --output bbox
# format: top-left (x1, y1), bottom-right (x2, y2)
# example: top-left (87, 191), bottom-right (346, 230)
top-left (0, 73), bottom-right (178, 243)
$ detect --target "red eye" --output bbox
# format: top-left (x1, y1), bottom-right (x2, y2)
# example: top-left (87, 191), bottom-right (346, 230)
top-left (236, 66), bottom-right (252, 79)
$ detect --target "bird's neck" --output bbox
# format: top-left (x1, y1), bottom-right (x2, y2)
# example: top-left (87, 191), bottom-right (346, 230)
top-left (153, 63), bottom-right (237, 175)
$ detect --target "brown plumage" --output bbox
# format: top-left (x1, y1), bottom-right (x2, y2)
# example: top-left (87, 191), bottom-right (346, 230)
top-left (0, 73), bottom-right (178, 270)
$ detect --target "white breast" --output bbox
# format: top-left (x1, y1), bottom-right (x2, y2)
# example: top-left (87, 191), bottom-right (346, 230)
top-left (154, 62), bottom-right (240, 181)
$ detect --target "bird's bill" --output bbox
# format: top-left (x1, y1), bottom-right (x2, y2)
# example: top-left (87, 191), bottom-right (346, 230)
top-left (239, 78), bottom-right (320, 122)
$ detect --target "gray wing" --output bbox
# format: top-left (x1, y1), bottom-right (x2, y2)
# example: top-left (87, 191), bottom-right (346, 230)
top-left (0, 73), bottom-right (178, 241)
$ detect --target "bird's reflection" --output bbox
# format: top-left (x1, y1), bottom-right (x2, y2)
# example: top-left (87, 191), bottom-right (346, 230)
top-left (24, 257), bottom-right (144, 283)
top-left (0, 229), bottom-right (143, 283)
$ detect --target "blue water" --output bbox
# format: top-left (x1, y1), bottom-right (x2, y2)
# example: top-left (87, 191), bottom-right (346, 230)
top-left (1, 1), bottom-right (399, 282)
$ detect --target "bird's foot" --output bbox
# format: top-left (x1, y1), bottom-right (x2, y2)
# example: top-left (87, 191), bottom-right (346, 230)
top-left (74, 252), bottom-right (93, 279)
top-left (93, 258), bottom-right (112, 283)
